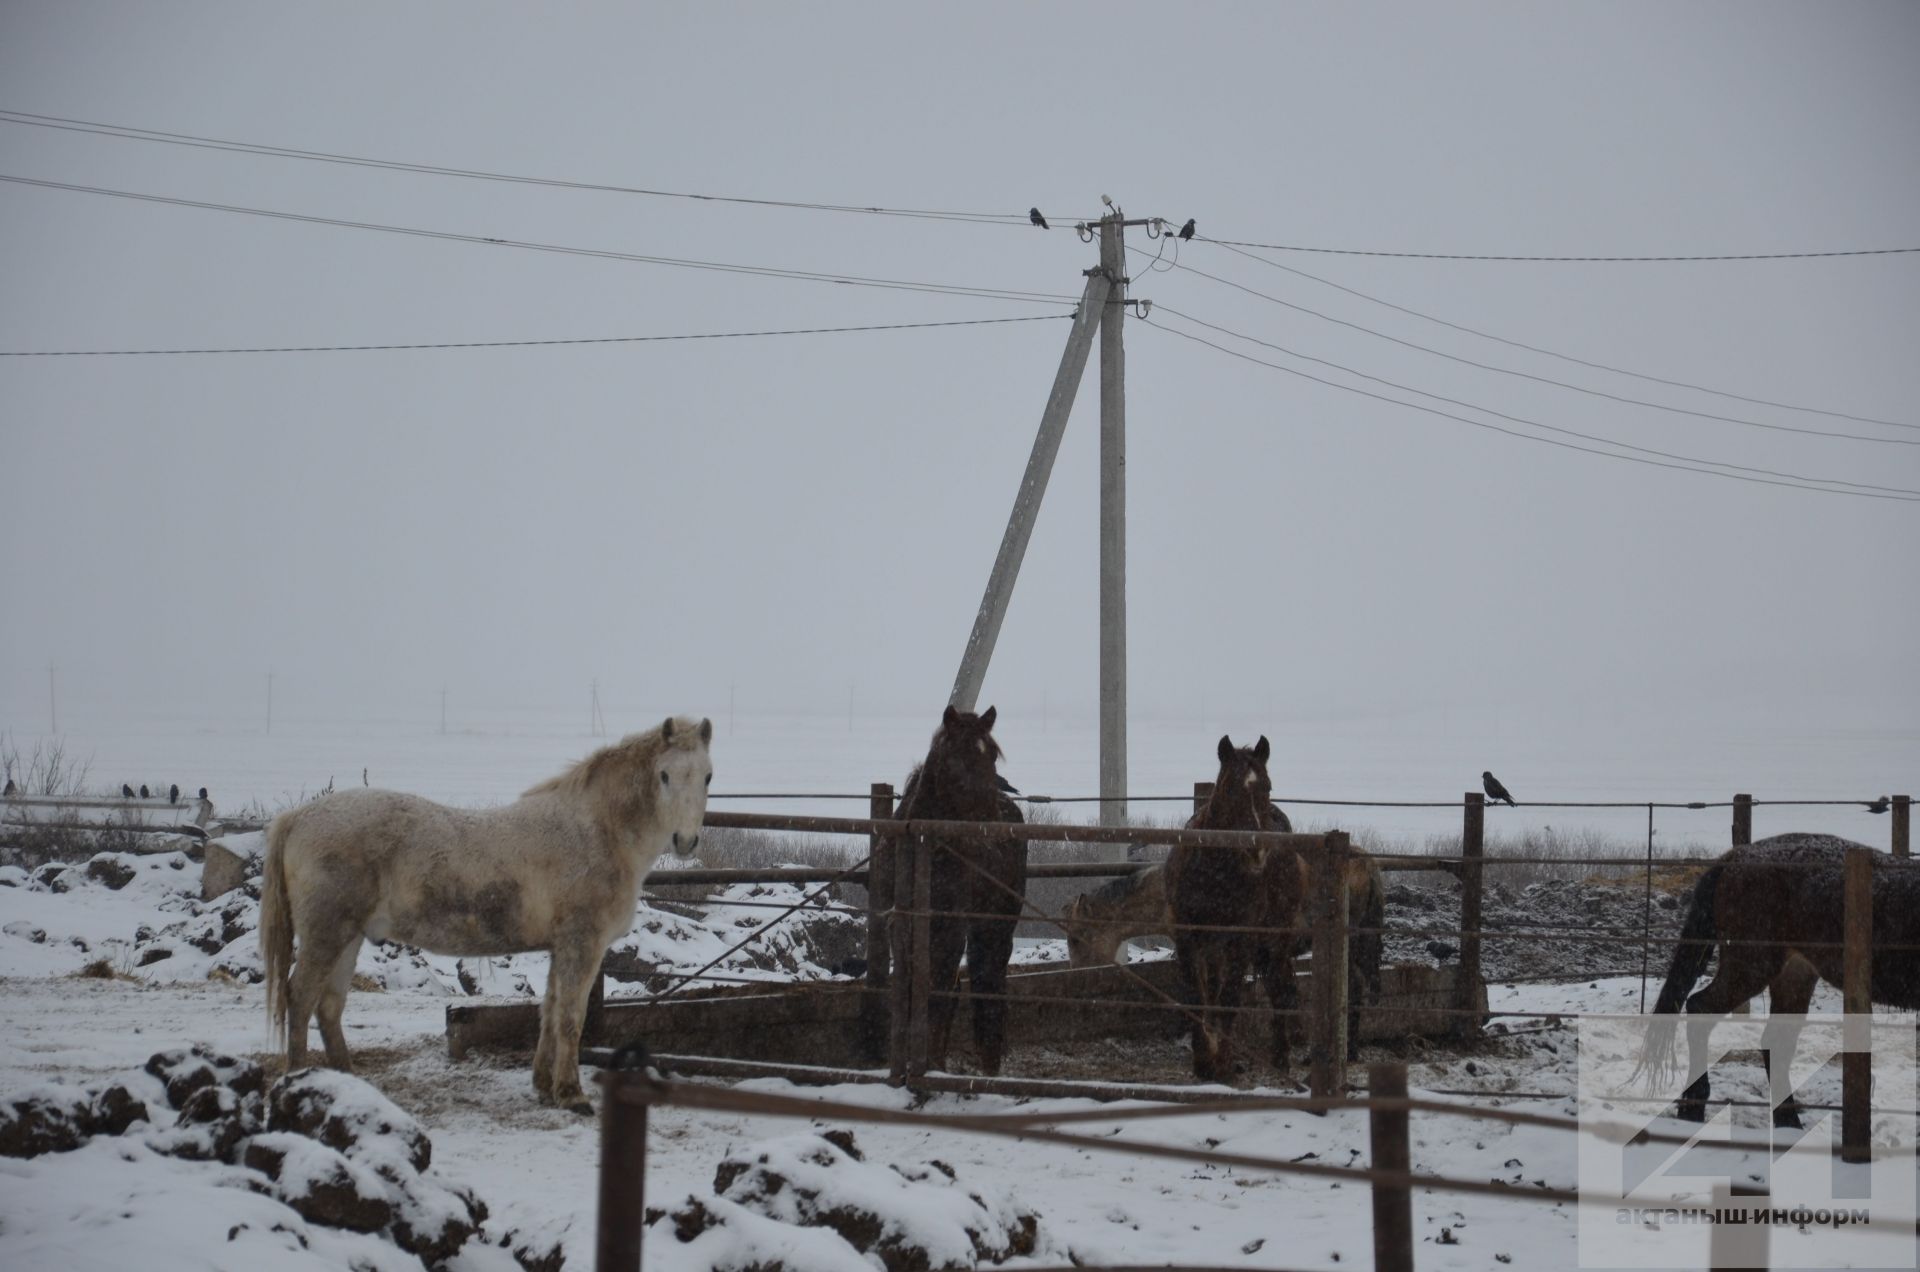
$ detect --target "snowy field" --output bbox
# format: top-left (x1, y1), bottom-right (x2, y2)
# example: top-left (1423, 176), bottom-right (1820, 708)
top-left (3, 838), bottom-right (1912, 1271)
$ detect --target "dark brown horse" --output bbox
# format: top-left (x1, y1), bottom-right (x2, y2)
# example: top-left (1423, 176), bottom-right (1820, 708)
top-left (1642, 833), bottom-right (1920, 1126)
top-left (1167, 735), bottom-right (1309, 1082)
top-left (875, 705), bottom-right (1028, 1074)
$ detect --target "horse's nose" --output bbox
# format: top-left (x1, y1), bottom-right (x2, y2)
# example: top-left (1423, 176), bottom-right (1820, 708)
top-left (686, 833), bottom-right (700, 854)
top-left (671, 831), bottom-right (681, 852)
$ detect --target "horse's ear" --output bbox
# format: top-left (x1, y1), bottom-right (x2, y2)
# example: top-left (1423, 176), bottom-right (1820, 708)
top-left (661, 717), bottom-right (675, 743)
top-left (980, 705), bottom-right (996, 730)
top-left (699, 717), bottom-right (713, 745)
top-left (943, 703), bottom-right (959, 728)
top-left (1217, 735), bottom-right (1234, 764)
top-left (1253, 735), bottom-right (1270, 763)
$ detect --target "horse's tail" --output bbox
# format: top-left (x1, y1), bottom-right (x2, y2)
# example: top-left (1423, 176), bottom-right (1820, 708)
top-left (1636, 864), bottom-right (1724, 1086)
top-left (260, 809), bottom-right (299, 1048)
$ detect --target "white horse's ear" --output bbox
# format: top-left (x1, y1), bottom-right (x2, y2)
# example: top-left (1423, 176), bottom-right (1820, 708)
top-left (661, 717), bottom-right (675, 743)
top-left (699, 717), bottom-right (713, 744)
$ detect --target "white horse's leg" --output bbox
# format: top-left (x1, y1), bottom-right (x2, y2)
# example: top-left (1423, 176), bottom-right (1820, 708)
top-left (286, 938), bottom-right (346, 1071)
top-left (543, 938), bottom-right (601, 1113)
top-left (532, 967), bottom-right (561, 1101)
top-left (315, 936), bottom-right (365, 1072)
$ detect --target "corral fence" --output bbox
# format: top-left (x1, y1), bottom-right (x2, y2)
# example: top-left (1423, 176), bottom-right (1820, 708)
top-left (556, 787), bottom-right (1915, 1271)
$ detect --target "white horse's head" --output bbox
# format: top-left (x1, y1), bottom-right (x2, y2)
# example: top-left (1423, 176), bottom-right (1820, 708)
top-left (654, 715), bottom-right (713, 857)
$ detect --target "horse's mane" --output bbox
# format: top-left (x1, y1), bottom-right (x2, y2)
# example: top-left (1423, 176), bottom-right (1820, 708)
top-left (523, 717), bottom-right (708, 823)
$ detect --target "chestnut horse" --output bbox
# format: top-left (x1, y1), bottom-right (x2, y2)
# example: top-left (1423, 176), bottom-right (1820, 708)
top-left (1641, 832), bottom-right (1920, 1126)
top-left (1167, 735), bottom-right (1309, 1082)
top-left (874, 705), bottom-right (1029, 1073)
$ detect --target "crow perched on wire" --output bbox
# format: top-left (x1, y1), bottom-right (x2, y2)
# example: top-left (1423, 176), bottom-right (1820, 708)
top-left (1867, 796), bottom-right (1891, 815)
top-left (994, 773), bottom-right (1020, 796)
top-left (1178, 218), bottom-right (1196, 241)
top-left (122, 784), bottom-right (135, 799)
top-left (1482, 771), bottom-right (1516, 806)
top-left (1028, 207), bottom-right (1049, 230)
top-left (139, 784), bottom-right (151, 799)
top-left (169, 783), bottom-right (179, 805)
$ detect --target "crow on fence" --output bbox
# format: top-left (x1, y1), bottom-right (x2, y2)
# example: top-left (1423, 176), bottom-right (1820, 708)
top-left (1482, 771), bottom-right (1516, 806)
top-left (169, 783), bottom-right (179, 805)
top-left (122, 784), bottom-right (135, 799)
top-left (138, 784), bottom-right (150, 799)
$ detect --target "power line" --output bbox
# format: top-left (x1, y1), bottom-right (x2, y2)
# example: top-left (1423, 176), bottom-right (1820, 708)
top-left (1204, 239), bottom-right (1916, 432)
top-left (1149, 305), bottom-right (1920, 498)
top-left (1138, 313), bottom-right (1920, 503)
top-left (0, 108), bottom-right (1090, 229)
top-left (1147, 249), bottom-right (1920, 447)
top-left (0, 313), bottom-right (1070, 357)
top-left (0, 172), bottom-right (1080, 306)
top-left (1199, 233), bottom-right (1920, 263)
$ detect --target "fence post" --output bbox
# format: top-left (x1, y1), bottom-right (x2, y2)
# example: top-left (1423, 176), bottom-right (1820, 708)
top-left (1709, 1182), bottom-right (1768, 1271)
top-left (862, 783), bottom-right (894, 1065)
top-left (1731, 793), bottom-right (1752, 847)
top-left (595, 1075), bottom-right (648, 1272)
top-left (1892, 795), bottom-right (1911, 859)
top-left (1310, 831), bottom-right (1351, 1099)
top-left (1456, 793), bottom-right (1484, 1036)
top-left (887, 817), bottom-right (914, 1086)
top-left (1842, 846), bottom-right (1873, 1165)
top-left (1368, 1062), bottom-right (1413, 1272)
top-left (1192, 781), bottom-right (1212, 820)
top-left (910, 836), bottom-right (934, 1080)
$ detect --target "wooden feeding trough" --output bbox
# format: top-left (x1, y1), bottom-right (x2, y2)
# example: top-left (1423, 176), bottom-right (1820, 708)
top-left (445, 957), bottom-right (1484, 1070)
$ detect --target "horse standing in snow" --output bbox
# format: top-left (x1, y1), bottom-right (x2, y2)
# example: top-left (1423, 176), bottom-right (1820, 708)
top-left (1639, 832), bottom-right (1919, 1126)
top-left (260, 717), bottom-right (712, 1112)
top-left (874, 705), bottom-right (1028, 1073)
top-left (1167, 735), bottom-right (1309, 1082)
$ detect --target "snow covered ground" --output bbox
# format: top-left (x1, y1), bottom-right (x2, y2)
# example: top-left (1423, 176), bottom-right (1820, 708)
top-left (6, 839), bottom-right (1913, 1270)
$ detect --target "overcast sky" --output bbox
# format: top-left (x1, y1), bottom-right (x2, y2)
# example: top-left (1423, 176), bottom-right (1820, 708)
top-left (2, 2), bottom-right (1915, 740)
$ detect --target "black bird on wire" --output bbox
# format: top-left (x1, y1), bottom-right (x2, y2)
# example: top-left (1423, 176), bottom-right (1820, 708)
top-left (122, 783), bottom-right (135, 799)
top-left (1178, 218), bottom-right (1196, 241)
top-left (139, 784), bottom-right (151, 800)
top-left (1867, 796), bottom-right (1891, 815)
top-left (169, 783), bottom-right (179, 805)
top-left (1482, 771), bottom-right (1516, 807)
top-left (1028, 207), bottom-right (1049, 230)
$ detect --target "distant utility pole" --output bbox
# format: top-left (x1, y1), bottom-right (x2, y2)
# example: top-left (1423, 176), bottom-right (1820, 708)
top-left (440, 686), bottom-right (448, 736)
top-left (589, 679), bottom-right (607, 738)
top-left (47, 662), bottom-right (57, 734)
top-left (949, 206), bottom-right (1147, 830)
top-left (266, 671), bottom-right (274, 735)
top-left (729, 682), bottom-right (736, 736)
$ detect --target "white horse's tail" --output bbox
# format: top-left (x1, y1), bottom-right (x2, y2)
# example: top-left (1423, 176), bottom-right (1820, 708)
top-left (260, 810), bottom-right (298, 1047)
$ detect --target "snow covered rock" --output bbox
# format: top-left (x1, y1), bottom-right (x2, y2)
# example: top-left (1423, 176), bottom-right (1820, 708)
top-left (665, 1127), bottom-right (1043, 1272)
top-left (201, 837), bottom-right (255, 900)
top-left (145, 1042), bottom-right (265, 1108)
top-left (268, 1067), bottom-right (433, 1173)
top-left (90, 1079), bottom-right (153, 1136)
top-left (85, 853), bottom-right (139, 890)
top-left (0, 1083), bottom-right (96, 1158)
top-left (243, 1132), bottom-right (396, 1233)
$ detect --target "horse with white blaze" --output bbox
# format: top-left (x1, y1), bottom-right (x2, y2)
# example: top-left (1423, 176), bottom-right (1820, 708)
top-left (260, 716), bottom-right (713, 1111)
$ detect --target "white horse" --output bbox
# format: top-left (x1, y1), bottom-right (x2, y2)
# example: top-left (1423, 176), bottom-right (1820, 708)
top-left (260, 716), bottom-right (712, 1111)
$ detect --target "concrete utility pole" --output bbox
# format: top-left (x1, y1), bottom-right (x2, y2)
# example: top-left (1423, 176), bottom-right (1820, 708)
top-left (1097, 215), bottom-right (1128, 829)
top-left (949, 206), bottom-right (1147, 835)
top-left (948, 265), bottom-right (1112, 713)
top-left (47, 662), bottom-right (57, 735)
top-left (265, 671), bottom-right (274, 735)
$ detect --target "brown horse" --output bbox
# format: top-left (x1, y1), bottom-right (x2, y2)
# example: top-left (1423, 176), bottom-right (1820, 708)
top-left (1641, 833), bottom-right (1920, 1126)
top-left (1065, 827), bottom-right (1383, 1059)
top-left (1167, 735), bottom-right (1309, 1082)
top-left (874, 705), bottom-right (1028, 1074)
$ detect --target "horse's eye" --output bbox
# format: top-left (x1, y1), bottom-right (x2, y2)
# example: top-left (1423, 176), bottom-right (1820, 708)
top-left (659, 772), bottom-right (670, 787)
